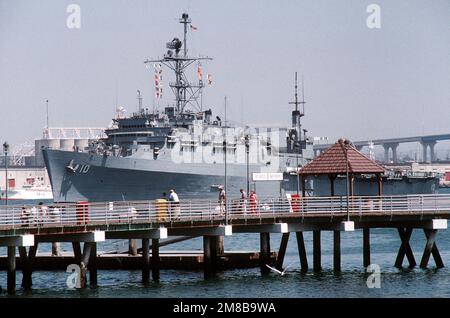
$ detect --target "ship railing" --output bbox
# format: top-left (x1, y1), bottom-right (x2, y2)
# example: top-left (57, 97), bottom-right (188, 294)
top-left (1, 194), bottom-right (450, 229)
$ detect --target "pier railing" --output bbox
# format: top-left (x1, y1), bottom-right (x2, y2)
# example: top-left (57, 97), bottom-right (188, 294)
top-left (1, 194), bottom-right (450, 229)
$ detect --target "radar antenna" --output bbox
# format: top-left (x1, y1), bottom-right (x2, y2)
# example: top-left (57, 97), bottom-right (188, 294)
top-left (144, 13), bottom-right (212, 115)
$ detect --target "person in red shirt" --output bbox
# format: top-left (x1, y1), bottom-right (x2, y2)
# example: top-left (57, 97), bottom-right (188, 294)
top-left (249, 190), bottom-right (258, 215)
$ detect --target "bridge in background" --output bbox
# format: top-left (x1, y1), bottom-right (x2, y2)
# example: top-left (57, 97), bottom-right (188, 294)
top-left (313, 133), bottom-right (450, 163)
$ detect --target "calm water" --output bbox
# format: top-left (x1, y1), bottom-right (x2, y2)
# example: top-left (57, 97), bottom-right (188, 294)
top-left (1, 189), bottom-right (450, 298)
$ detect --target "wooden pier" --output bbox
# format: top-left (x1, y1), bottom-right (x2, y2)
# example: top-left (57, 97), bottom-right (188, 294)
top-left (0, 194), bottom-right (449, 294)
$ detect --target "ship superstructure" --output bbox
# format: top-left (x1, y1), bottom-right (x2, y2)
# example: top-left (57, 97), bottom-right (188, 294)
top-left (43, 13), bottom-right (313, 202)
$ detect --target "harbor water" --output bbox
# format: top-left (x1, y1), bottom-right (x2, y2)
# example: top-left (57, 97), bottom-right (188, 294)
top-left (1, 188), bottom-right (450, 298)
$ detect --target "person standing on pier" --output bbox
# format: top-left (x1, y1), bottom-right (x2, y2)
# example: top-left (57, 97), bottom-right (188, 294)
top-left (239, 188), bottom-right (247, 214)
top-left (249, 191), bottom-right (258, 215)
top-left (218, 186), bottom-right (226, 216)
top-left (38, 202), bottom-right (48, 225)
top-left (20, 205), bottom-right (31, 227)
top-left (168, 189), bottom-right (180, 220)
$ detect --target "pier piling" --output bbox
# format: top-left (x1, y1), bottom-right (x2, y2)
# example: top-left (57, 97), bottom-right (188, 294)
top-left (52, 242), bottom-right (61, 256)
top-left (89, 242), bottom-right (97, 287)
top-left (395, 228), bottom-right (416, 268)
top-left (363, 228), bottom-right (371, 267)
top-left (203, 236), bottom-right (213, 278)
top-left (80, 243), bottom-right (92, 288)
top-left (18, 244), bottom-right (37, 289)
top-left (151, 239), bottom-right (160, 281)
top-left (313, 231), bottom-right (321, 272)
top-left (129, 239), bottom-right (138, 256)
top-left (260, 233), bottom-right (271, 275)
top-left (72, 242), bottom-right (82, 264)
top-left (142, 238), bottom-right (150, 283)
top-left (215, 236), bottom-right (224, 271)
top-left (210, 236), bottom-right (219, 272)
top-left (295, 232), bottom-right (308, 272)
top-left (7, 246), bottom-right (16, 294)
top-left (420, 229), bottom-right (444, 269)
top-left (275, 233), bottom-right (290, 271)
top-left (333, 231), bottom-right (341, 272)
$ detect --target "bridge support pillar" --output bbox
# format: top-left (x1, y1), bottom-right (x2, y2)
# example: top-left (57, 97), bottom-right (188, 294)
top-left (421, 141), bottom-right (437, 163)
top-left (260, 233), bottom-right (271, 275)
top-left (383, 145), bottom-right (389, 163)
top-left (383, 143), bottom-right (399, 163)
top-left (422, 143), bottom-right (428, 162)
top-left (429, 142), bottom-right (437, 162)
top-left (392, 145), bottom-right (398, 163)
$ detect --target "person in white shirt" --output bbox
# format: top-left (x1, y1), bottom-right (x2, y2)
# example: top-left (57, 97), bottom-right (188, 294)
top-left (218, 186), bottom-right (226, 216)
top-left (168, 189), bottom-right (180, 219)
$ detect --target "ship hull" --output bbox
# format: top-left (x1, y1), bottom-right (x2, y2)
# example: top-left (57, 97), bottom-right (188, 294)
top-left (43, 150), bottom-right (281, 202)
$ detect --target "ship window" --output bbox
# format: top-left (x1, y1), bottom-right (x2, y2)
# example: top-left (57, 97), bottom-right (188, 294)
top-left (26, 178), bottom-right (35, 185)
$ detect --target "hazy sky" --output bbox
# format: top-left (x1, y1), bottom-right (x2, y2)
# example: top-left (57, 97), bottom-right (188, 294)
top-left (1, 0), bottom-right (449, 149)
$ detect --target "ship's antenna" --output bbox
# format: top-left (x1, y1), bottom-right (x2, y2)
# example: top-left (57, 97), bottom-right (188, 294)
top-left (294, 72), bottom-right (298, 111)
top-left (45, 99), bottom-right (49, 128)
top-left (180, 13), bottom-right (191, 58)
top-left (289, 72), bottom-right (304, 114)
top-left (144, 13), bottom-right (212, 115)
top-left (300, 73), bottom-right (306, 115)
top-left (137, 90), bottom-right (142, 114)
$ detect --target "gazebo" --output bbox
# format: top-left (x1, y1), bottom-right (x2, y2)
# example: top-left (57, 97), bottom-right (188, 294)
top-left (299, 139), bottom-right (385, 197)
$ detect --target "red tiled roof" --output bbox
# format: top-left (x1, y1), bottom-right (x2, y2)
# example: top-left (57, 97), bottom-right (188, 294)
top-left (299, 139), bottom-right (385, 175)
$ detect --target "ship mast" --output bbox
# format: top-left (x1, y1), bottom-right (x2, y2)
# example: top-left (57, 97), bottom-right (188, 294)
top-left (288, 72), bottom-right (306, 148)
top-left (137, 90), bottom-right (143, 114)
top-left (144, 13), bottom-right (212, 115)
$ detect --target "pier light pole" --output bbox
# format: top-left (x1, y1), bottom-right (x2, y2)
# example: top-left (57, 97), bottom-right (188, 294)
top-left (244, 134), bottom-right (250, 195)
top-left (295, 141), bottom-right (300, 196)
top-left (344, 141), bottom-right (350, 221)
top-left (223, 96), bottom-right (228, 224)
top-left (3, 142), bottom-right (9, 206)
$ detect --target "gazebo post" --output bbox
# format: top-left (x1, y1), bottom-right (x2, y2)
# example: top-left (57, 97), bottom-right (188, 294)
top-left (376, 173), bottom-right (383, 211)
top-left (377, 173), bottom-right (382, 196)
top-left (349, 173), bottom-right (354, 196)
top-left (328, 174), bottom-right (335, 196)
top-left (301, 175), bottom-right (306, 197)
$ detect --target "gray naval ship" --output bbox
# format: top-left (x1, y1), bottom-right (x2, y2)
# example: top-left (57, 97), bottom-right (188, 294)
top-left (43, 13), bottom-right (438, 203)
top-left (43, 13), bottom-right (314, 203)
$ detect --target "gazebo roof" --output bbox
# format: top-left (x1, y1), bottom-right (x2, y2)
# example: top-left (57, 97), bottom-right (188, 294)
top-left (299, 139), bottom-right (385, 175)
